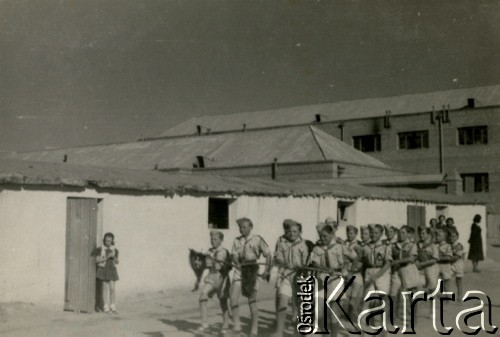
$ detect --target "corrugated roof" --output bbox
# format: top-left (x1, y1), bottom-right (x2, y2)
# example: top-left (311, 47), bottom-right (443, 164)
top-left (160, 84), bottom-right (500, 136)
top-left (0, 159), bottom-right (484, 205)
top-left (8, 126), bottom-right (389, 170)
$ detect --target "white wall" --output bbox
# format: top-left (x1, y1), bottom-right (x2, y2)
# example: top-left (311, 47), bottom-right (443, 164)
top-left (0, 187), bottom-right (487, 308)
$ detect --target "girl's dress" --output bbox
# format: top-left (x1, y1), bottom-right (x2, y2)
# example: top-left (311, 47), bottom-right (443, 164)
top-left (468, 222), bottom-right (484, 261)
top-left (96, 246), bottom-right (119, 281)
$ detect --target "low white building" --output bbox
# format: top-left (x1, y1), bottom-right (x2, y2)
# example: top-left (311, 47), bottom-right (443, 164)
top-left (0, 159), bottom-right (486, 311)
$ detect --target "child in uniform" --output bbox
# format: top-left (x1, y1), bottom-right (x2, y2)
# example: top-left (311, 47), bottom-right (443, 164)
top-left (95, 232), bottom-right (119, 314)
top-left (416, 227), bottom-right (440, 293)
top-left (360, 225), bottom-right (371, 247)
top-left (450, 229), bottom-right (465, 299)
top-left (272, 219), bottom-right (309, 337)
top-left (383, 225), bottom-right (398, 245)
top-left (230, 217), bottom-right (272, 337)
top-left (196, 230), bottom-right (231, 335)
top-left (343, 225), bottom-right (364, 319)
top-left (360, 224), bottom-right (392, 327)
top-left (309, 223), bottom-right (356, 337)
top-left (391, 226), bottom-right (419, 321)
top-left (436, 228), bottom-right (454, 290)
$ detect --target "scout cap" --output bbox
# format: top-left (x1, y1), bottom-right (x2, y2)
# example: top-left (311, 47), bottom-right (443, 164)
top-left (210, 230), bottom-right (224, 240)
top-left (316, 222), bottom-right (327, 232)
top-left (346, 224), bottom-right (358, 233)
top-left (283, 219), bottom-right (301, 229)
top-left (325, 216), bottom-right (338, 227)
top-left (236, 217), bottom-right (253, 227)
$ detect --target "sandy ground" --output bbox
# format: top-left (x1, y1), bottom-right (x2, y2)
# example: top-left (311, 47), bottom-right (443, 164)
top-left (2, 257), bottom-right (500, 337)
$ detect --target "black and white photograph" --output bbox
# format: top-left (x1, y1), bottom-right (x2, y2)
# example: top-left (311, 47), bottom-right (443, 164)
top-left (1, 1), bottom-right (500, 336)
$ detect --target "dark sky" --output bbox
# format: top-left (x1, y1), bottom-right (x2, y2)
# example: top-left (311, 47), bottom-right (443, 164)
top-left (1, 0), bottom-right (500, 152)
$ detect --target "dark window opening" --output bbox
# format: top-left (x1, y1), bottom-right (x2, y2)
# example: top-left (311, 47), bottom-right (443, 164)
top-left (461, 173), bottom-right (489, 193)
top-left (458, 126), bottom-right (488, 145)
top-left (398, 130), bottom-right (429, 150)
top-left (208, 198), bottom-right (232, 229)
top-left (353, 135), bottom-right (381, 152)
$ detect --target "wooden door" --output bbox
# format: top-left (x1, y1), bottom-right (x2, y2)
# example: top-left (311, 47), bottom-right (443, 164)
top-left (64, 198), bottom-right (98, 313)
top-left (407, 205), bottom-right (426, 239)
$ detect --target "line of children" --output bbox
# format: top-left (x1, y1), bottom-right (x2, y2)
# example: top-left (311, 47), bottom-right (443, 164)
top-left (194, 217), bottom-right (467, 336)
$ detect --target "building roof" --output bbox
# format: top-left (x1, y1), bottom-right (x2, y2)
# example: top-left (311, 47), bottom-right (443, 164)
top-left (160, 84), bottom-right (500, 136)
top-left (0, 159), bottom-right (484, 205)
top-left (8, 126), bottom-right (389, 170)
top-left (335, 173), bottom-right (446, 186)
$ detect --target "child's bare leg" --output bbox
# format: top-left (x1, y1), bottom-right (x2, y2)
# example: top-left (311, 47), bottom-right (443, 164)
top-left (219, 298), bottom-right (230, 330)
top-left (199, 285), bottom-right (212, 328)
top-left (230, 282), bottom-right (241, 332)
top-left (102, 281), bottom-right (110, 312)
top-left (249, 292), bottom-right (259, 336)
top-left (109, 281), bottom-right (116, 311)
top-left (456, 278), bottom-right (463, 300)
top-left (274, 294), bottom-right (290, 337)
top-left (443, 279), bottom-right (451, 293)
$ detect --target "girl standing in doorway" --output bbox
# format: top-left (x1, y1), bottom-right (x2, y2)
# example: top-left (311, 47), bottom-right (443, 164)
top-left (95, 232), bottom-right (119, 314)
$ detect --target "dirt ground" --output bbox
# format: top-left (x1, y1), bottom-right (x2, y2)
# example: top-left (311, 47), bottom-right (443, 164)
top-left (2, 254), bottom-right (500, 337)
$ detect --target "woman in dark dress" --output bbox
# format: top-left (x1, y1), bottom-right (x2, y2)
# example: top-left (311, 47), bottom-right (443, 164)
top-left (468, 214), bottom-right (484, 273)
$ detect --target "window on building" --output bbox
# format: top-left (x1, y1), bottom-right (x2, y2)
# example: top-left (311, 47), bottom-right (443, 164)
top-left (461, 173), bottom-right (489, 193)
top-left (353, 135), bottom-right (381, 152)
top-left (208, 198), bottom-right (233, 229)
top-left (337, 201), bottom-right (355, 226)
top-left (458, 126), bottom-right (488, 145)
top-left (398, 131), bottom-right (429, 150)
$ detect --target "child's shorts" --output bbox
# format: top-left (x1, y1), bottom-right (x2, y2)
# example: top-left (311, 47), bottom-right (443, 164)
top-left (276, 275), bottom-right (293, 298)
top-left (423, 264), bottom-right (440, 290)
top-left (364, 267), bottom-right (391, 294)
top-left (439, 263), bottom-right (453, 280)
top-left (317, 276), bottom-right (344, 313)
top-left (200, 272), bottom-right (230, 300)
top-left (452, 259), bottom-right (464, 278)
top-left (345, 272), bottom-right (364, 299)
top-left (232, 268), bottom-right (259, 292)
top-left (390, 271), bottom-right (401, 297)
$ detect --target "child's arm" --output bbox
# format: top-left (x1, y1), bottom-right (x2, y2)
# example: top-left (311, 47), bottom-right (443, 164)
top-left (393, 244), bottom-right (417, 266)
top-left (113, 249), bottom-right (119, 264)
top-left (94, 248), bottom-right (106, 264)
top-left (231, 241), bottom-right (241, 270)
top-left (273, 241), bottom-right (285, 266)
top-left (438, 244), bottom-right (454, 263)
top-left (260, 238), bottom-right (272, 281)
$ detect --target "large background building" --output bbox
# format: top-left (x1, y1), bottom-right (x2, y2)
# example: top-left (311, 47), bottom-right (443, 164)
top-left (156, 85), bottom-right (500, 217)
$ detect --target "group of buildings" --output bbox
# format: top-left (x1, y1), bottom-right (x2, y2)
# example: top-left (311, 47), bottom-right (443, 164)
top-left (0, 84), bottom-right (497, 311)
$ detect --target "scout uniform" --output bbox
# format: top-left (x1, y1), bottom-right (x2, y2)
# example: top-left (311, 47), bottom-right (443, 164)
top-left (343, 238), bottom-right (364, 305)
top-left (393, 240), bottom-right (418, 291)
top-left (389, 241), bottom-right (402, 297)
top-left (308, 238), bottom-right (354, 303)
top-left (199, 245), bottom-right (231, 301)
top-left (417, 239), bottom-right (440, 291)
top-left (232, 234), bottom-right (271, 296)
top-left (437, 241), bottom-right (453, 280)
top-left (451, 241), bottom-right (465, 278)
top-left (274, 235), bottom-right (309, 298)
top-left (362, 239), bottom-right (392, 294)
